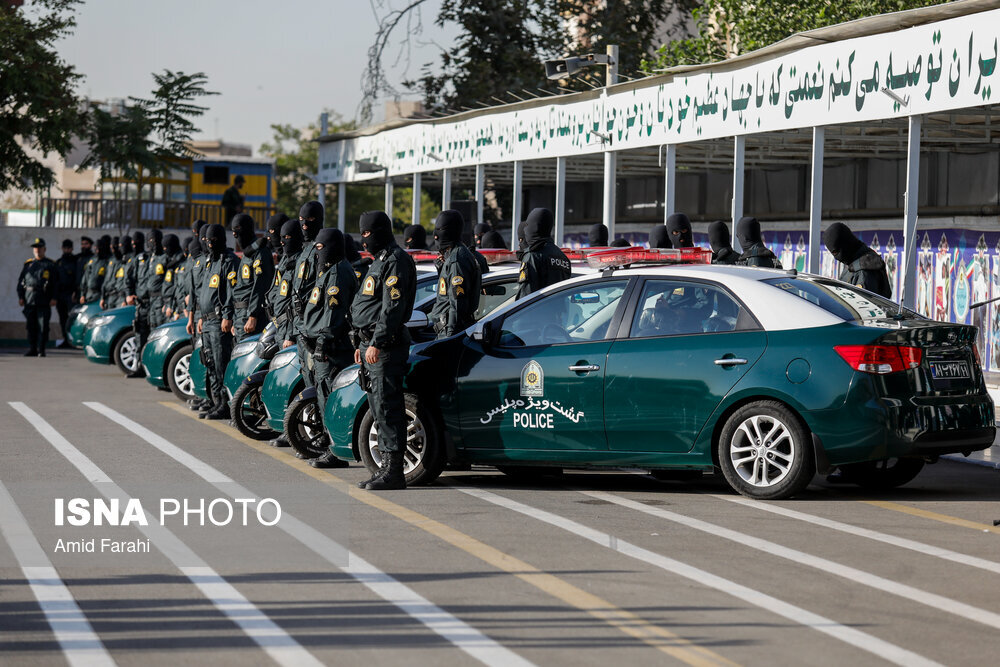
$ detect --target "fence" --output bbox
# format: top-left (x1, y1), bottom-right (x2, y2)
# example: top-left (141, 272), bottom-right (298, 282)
top-left (34, 199), bottom-right (277, 229)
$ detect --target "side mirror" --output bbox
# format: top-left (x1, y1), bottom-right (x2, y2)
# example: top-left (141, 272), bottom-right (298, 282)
top-left (471, 319), bottom-right (496, 346)
top-left (405, 310), bottom-right (429, 329)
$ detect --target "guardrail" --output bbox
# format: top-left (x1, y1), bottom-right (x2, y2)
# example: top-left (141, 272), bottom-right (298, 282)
top-left (32, 199), bottom-right (277, 229)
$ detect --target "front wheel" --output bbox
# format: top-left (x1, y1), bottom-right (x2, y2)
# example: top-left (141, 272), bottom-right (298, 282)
top-left (231, 382), bottom-right (277, 441)
top-left (284, 396), bottom-right (328, 459)
top-left (166, 344), bottom-right (194, 401)
top-left (357, 393), bottom-right (444, 486)
top-left (113, 330), bottom-right (140, 375)
top-left (838, 458), bottom-right (925, 489)
top-left (717, 401), bottom-right (814, 500)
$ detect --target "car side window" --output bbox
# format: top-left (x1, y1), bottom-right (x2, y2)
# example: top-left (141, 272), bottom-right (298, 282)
top-left (630, 280), bottom-right (750, 338)
top-left (498, 281), bottom-right (629, 347)
top-left (475, 280), bottom-right (519, 320)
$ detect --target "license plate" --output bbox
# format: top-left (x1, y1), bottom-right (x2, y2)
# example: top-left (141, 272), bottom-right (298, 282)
top-left (930, 361), bottom-right (970, 379)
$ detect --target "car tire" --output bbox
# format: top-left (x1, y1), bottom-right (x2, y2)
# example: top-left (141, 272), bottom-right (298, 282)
top-left (284, 396), bottom-right (328, 459)
top-left (838, 458), bottom-right (925, 489)
top-left (357, 394), bottom-right (445, 486)
top-left (717, 400), bottom-right (814, 500)
top-left (113, 330), bottom-right (140, 375)
top-left (496, 465), bottom-right (564, 480)
top-left (231, 382), bottom-right (278, 441)
top-left (166, 344), bottom-right (195, 402)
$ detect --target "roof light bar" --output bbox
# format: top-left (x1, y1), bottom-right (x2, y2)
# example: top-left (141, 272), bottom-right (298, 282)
top-left (585, 247), bottom-right (712, 269)
top-left (405, 250), bottom-right (441, 262)
top-left (560, 246), bottom-right (612, 261)
top-left (479, 249), bottom-right (519, 265)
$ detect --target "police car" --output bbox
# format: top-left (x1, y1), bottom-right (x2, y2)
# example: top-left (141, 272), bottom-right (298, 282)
top-left (323, 247), bottom-right (995, 500)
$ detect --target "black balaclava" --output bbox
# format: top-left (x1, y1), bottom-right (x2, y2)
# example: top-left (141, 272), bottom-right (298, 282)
top-left (232, 213), bottom-right (256, 250)
top-left (359, 210), bottom-right (394, 255)
top-left (206, 223), bottom-right (226, 258)
top-left (344, 233), bottom-right (361, 262)
top-left (610, 238), bottom-right (631, 248)
top-left (665, 213), bottom-right (693, 248)
top-left (187, 236), bottom-right (202, 259)
top-left (299, 201), bottom-right (324, 242)
top-left (163, 234), bottom-right (181, 256)
top-left (481, 230), bottom-right (506, 249)
top-left (147, 228), bottom-right (163, 255)
top-left (588, 223), bottom-right (609, 247)
top-left (824, 222), bottom-right (863, 262)
top-left (403, 224), bottom-right (428, 250)
top-left (280, 219), bottom-right (303, 255)
top-left (474, 223), bottom-right (491, 248)
top-left (315, 227), bottom-right (345, 269)
top-left (120, 235), bottom-right (133, 257)
top-left (736, 216), bottom-right (763, 247)
top-left (199, 224), bottom-right (211, 254)
top-left (131, 231), bottom-right (145, 255)
top-left (516, 221), bottom-right (528, 252)
top-left (192, 219), bottom-right (207, 236)
top-left (266, 213), bottom-right (288, 249)
top-left (434, 210), bottom-right (465, 252)
top-left (524, 208), bottom-right (553, 249)
top-left (649, 226), bottom-right (672, 249)
top-left (112, 236), bottom-right (122, 260)
top-left (708, 221), bottom-right (733, 255)
top-left (97, 235), bottom-right (112, 259)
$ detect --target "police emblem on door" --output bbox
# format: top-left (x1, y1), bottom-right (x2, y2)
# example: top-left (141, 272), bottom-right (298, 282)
top-left (520, 360), bottom-right (543, 397)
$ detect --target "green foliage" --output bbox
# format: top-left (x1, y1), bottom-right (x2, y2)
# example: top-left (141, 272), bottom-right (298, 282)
top-left (78, 105), bottom-right (156, 197)
top-left (0, 0), bottom-right (87, 192)
top-left (130, 70), bottom-right (217, 163)
top-left (644, 0), bottom-right (954, 72)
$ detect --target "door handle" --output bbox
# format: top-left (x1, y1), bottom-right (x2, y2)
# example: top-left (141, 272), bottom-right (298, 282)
top-left (568, 364), bottom-right (600, 372)
top-left (714, 358), bottom-right (748, 366)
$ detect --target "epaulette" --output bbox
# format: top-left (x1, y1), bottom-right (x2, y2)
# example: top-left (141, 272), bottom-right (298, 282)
top-left (25, 258), bottom-right (33, 263)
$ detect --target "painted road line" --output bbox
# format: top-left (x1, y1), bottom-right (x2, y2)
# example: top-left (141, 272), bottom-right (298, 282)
top-left (712, 494), bottom-right (1000, 574)
top-left (456, 486), bottom-right (941, 667)
top-left (584, 490), bottom-right (1000, 630)
top-left (862, 500), bottom-right (1000, 535)
top-left (89, 402), bottom-right (531, 667)
top-left (8, 402), bottom-right (324, 667)
top-left (160, 401), bottom-right (738, 667)
top-left (0, 480), bottom-right (116, 667)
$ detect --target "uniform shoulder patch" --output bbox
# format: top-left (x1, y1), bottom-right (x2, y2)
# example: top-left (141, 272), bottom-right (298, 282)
top-left (390, 287), bottom-right (401, 300)
top-left (155, 263), bottom-right (164, 275)
top-left (327, 286), bottom-right (339, 295)
top-left (42, 270), bottom-right (49, 279)
top-left (241, 264), bottom-right (251, 279)
top-left (98, 266), bottom-right (106, 276)
top-left (227, 271), bottom-right (237, 281)
top-left (451, 275), bottom-right (464, 285)
top-left (209, 274), bottom-right (220, 288)
top-left (385, 275), bottom-right (398, 286)
top-left (253, 258), bottom-right (261, 267)
top-left (454, 286), bottom-right (465, 296)
top-left (362, 275), bottom-right (376, 295)
top-left (309, 287), bottom-right (320, 304)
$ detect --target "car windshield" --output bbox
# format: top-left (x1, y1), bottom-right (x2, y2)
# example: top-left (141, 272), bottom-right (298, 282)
top-left (762, 277), bottom-right (919, 321)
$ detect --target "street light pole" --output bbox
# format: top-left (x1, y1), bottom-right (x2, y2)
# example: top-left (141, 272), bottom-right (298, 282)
top-left (602, 45), bottom-right (618, 239)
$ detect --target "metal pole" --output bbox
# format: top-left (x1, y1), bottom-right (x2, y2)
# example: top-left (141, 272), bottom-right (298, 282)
top-left (663, 144), bottom-right (676, 226)
top-left (808, 126), bottom-right (825, 274)
top-left (475, 164), bottom-right (485, 225)
top-left (731, 135), bottom-right (746, 253)
top-left (337, 183), bottom-right (346, 232)
top-left (318, 113), bottom-right (328, 209)
top-left (511, 161), bottom-right (523, 251)
top-left (555, 156), bottom-right (566, 246)
top-left (442, 168), bottom-right (452, 211)
top-left (384, 178), bottom-right (394, 219)
top-left (411, 172), bottom-right (421, 227)
top-left (901, 115), bottom-right (922, 310)
top-left (603, 45), bottom-right (619, 241)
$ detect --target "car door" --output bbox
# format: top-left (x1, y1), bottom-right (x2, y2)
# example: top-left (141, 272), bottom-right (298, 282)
top-left (456, 279), bottom-right (631, 454)
top-left (604, 278), bottom-right (766, 453)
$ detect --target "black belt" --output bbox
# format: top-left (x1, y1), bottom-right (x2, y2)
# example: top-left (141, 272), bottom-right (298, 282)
top-left (202, 312), bottom-right (221, 322)
top-left (273, 310), bottom-right (289, 325)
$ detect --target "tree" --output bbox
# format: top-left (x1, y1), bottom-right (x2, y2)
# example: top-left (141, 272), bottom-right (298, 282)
top-left (0, 0), bottom-right (87, 193)
top-left (644, 0), bottom-right (955, 72)
top-left (130, 70), bottom-right (217, 161)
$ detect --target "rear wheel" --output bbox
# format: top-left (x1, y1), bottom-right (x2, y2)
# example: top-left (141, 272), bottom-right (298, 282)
top-left (357, 394), bottom-right (444, 486)
top-left (231, 382), bottom-right (277, 441)
top-left (838, 458), bottom-right (925, 489)
top-left (717, 401), bottom-right (814, 500)
top-left (113, 331), bottom-right (140, 375)
top-left (166, 344), bottom-right (194, 401)
top-left (284, 396), bottom-right (329, 459)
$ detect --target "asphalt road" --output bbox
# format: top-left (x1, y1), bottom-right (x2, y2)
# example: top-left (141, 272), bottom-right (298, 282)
top-left (2, 348), bottom-right (1000, 667)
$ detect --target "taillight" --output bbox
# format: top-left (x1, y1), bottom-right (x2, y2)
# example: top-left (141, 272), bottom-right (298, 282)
top-left (973, 342), bottom-right (982, 366)
top-left (834, 345), bottom-right (923, 374)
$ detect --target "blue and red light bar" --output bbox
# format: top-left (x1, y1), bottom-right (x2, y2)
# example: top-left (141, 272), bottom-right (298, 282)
top-left (585, 247), bottom-right (712, 268)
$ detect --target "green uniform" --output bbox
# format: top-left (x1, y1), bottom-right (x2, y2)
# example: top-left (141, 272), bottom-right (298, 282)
top-left (291, 241), bottom-right (319, 385)
top-left (197, 250), bottom-right (239, 408)
top-left (430, 244), bottom-right (482, 338)
top-left (80, 255), bottom-right (110, 303)
top-left (515, 242), bottom-right (571, 300)
top-left (232, 237), bottom-right (275, 342)
top-left (18, 257), bottom-right (58, 354)
top-left (300, 259), bottom-right (357, 414)
top-left (269, 248), bottom-right (300, 345)
top-left (125, 251), bottom-right (158, 358)
top-left (159, 251), bottom-right (186, 319)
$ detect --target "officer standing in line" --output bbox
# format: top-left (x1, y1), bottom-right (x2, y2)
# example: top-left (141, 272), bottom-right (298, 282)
top-left (55, 239), bottom-right (77, 348)
top-left (146, 230), bottom-right (171, 330)
top-left (185, 231), bottom-right (211, 412)
top-left (824, 222), bottom-right (892, 298)
top-left (75, 236), bottom-right (94, 284)
top-left (266, 212), bottom-right (288, 259)
top-left (345, 233), bottom-right (371, 283)
top-left (195, 224), bottom-right (238, 420)
top-left (431, 210), bottom-right (481, 339)
top-left (18, 237), bottom-right (59, 356)
top-left (515, 208), bottom-right (571, 300)
top-left (351, 211), bottom-right (417, 491)
top-left (403, 224), bottom-right (429, 250)
top-left (467, 229), bottom-right (489, 275)
top-left (291, 201), bottom-right (324, 387)
top-left (665, 213), bottom-right (695, 248)
top-left (708, 221), bottom-right (740, 264)
top-left (736, 216), bottom-right (781, 268)
top-left (264, 220), bottom-right (304, 449)
top-left (588, 223), bottom-right (609, 247)
top-left (231, 213), bottom-right (275, 342)
top-left (108, 235), bottom-right (135, 309)
top-left (474, 223), bottom-right (491, 248)
top-left (480, 229), bottom-right (507, 249)
top-left (100, 236), bottom-right (120, 309)
top-left (300, 227), bottom-right (357, 469)
top-left (80, 235), bottom-right (112, 304)
top-left (159, 234), bottom-right (185, 321)
top-left (649, 225), bottom-right (672, 249)
top-left (124, 230), bottom-right (153, 377)
top-left (515, 221), bottom-right (528, 259)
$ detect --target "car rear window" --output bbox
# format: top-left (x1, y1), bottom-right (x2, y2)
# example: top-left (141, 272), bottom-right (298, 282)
top-left (762, 277), bottom-right (918, 321)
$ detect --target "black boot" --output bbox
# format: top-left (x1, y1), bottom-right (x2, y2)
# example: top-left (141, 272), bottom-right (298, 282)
top-left (310, 452), bottom-right (349, 469)
top-left (358, 450), bottom-right (387, 488)
top-left (269, 437), bottom-right (290, 448)
top-left (365, 450), bottom-right (406, 491)
top-left (205, 388), bottom-right (230, 420)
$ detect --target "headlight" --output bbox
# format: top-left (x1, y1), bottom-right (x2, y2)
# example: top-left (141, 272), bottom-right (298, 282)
top-left (76, 313), bottom-right (90, 325)
top-left (330, 366), bottom-right (360, 391)
top-left (270, 350), bottom-right (297, 369)
top-left (89, 315), bottom-right (114, 328)
top-left (147, 327), bottom-right (169, 342)
top-left (231, 341), bottom-right (256, 358)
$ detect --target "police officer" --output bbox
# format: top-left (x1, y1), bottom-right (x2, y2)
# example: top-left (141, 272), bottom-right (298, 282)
top-left (474, 223), bottom-right (491, 248)
top-left (345, 233), bottom-right (371, 283)
top-left (291, 201), bottom-right (324, 386)
top-left (123, 231), bottom-right (154, 376)
top-left (515, 208), bottom-right (571, 300)
top-left (480, 230), bottom-right (507, 249)
top-left (17, 237), bottom-right (59, 357)
top-left (101, 236), bottom-right (121, 309)
top-left (80, 235), bottom-right (112, 304)
top-left (665, 213), bottom-right (695, 248)
top-left (824, 222), bottom-right (892, 298)
top-left (588, 223), bottom-right (609, 247)
top-left (351, 211), bottom-right (417, 491)
top-left (300, 227), bottom-right (357, 469)
top-left (185, 230), bottom-right (212, 411)
top-left (231, 214), bottom-right (275, 342)
top-left (160, 234), bottom-right (185, 321)
top-left (736, 216), bottom-right (781, 268)
top-left (266, 212), bottom-right (289, 259)
top-left (266, 219), bottom-right (305, 449)
top-left (515, 221), bottom-right (528, 259)
top-left (649, 225), bottom-right (672, 249)
top-left (431, 210), bottom-right (482, 339)
top-left (146, 230), bottom-right (171, 329)
top-left (708, 221), bottom-right (740, 264)
top-left (55, 239), bottom-right (77, 347)
top-left (403, 224), bottom-right (429, 250)
top-left (196, 224), bottom-right (238, 419)
top-left (610, 238), bottom-right (631, 248)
